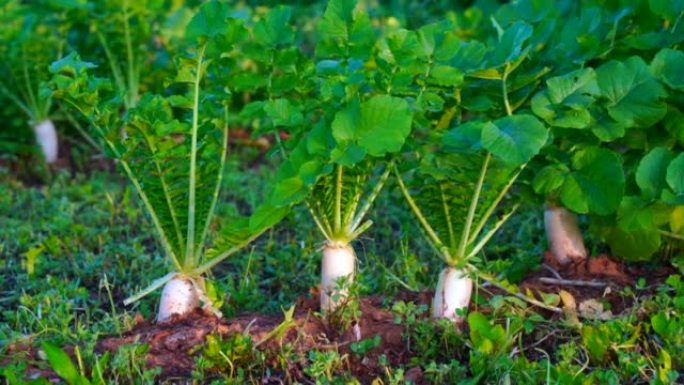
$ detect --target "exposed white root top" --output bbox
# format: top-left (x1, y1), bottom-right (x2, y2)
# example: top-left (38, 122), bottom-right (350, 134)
top-left (432, 267), bottom-right (472, 322)
top-left (33, 120), bottom-right (58, 164)
top-left (157, 276), bottom-right (200, 323)
top-left (320, 243), bottom-right (356, 313)
top-left (544, 205), bottom-right (587, 266)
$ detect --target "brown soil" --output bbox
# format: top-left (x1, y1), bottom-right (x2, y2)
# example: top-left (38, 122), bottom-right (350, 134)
top-left (95, 294), bottom-right (429, 383)
top-left (519, 253), bottom-right (676, 315)
top-left (4, 254), bottom-right (675, 383)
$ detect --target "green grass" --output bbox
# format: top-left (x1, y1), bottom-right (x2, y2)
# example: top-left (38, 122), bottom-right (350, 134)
top-left (1, 151), bottom-right (683, 384)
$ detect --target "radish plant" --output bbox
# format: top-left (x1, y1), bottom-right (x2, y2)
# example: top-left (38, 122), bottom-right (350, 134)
top-left (390, 18), bottom-right (549, 321)
top-left (265, 0), bottom-right (414, 313)
top-left (0, 2), bottom-right (66, 164)
top-left (46, 1), bottom-right (286, 322)
top-left (531, 56), bottom-right (682, 262)
top-left (395, 114), bottom-right (547, 321)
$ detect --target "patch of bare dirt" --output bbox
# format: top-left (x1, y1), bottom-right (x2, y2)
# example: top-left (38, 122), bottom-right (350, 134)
top-left (519, 252), bottom-right (676, 315)
top-left (95, 294), bottom-right (427, 382)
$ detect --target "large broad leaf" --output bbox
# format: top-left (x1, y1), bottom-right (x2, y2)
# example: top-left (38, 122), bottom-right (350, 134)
top-left (481, 114), bottom-right (548, 167)
top-left (616, 196), bottom-right (670, 231)
top-left (318, 0), bottom-right (355, 39)
top-left (650, 48), bottom-right (684, 90)
top-left (442, 121), bottom-right (484, 153)
top-left (667, 153), bottom-right (684, 195)
top-left (560, 147), bottom-right (624, 215)
top-left (253, 6), bottom-right (294, 47)
top-left (331, 95), bottom-right (412, 161)
top-left (649, 0), bottom-right (684, 22)
top-left (605, 227), bottom-right (661, 261)
top-left (486, 21), bottom-right (533, 67)
top-left (636, 147), bottom-right (674, 199)
top-left (596, 56), bottom-right (667, 128)
top-left (532, 164), bottom-right (566, 195)
top-left (185, 0), bottom-right (231, 41)
top-left (317, 0), bottom-right (373, 59)
top-left (531, 68), bottom-right (598, 128)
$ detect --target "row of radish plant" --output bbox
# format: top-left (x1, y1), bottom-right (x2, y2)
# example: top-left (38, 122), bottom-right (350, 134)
top-left (3, 0), bottom-right (683, 326)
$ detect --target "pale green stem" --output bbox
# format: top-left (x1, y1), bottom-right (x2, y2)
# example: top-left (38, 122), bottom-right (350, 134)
top-left (466, 204), bottom-right (519, 260)
top-left (348, 219), bottom-right (373, 240)
top-left (457, 152), bottom-right (492, 260)
top-left (191, 226), bottom-right (273, 276)
top-left (122, 0), bottom-right (138, 107)
top-left (502, 63), bottom-right (513, 117)
top-left (468, 166), bottom-right (524, 245)
top-left (334, 164), bottom-right (343, 234)
top-left (659, 229), bottom-right (684, 241)
top-left (138, 129), bottom-right (185, 254)
top-left (440, 183), bottom-right (456, 250)
top-left (0, 81), bottom-right (34, 118)
top-left (197, 106), bottom-right (230, 258)
top-left (123, 271), bottom-right (177, 305)
top-left (21, 56), bottom-right (40, 120)
top-left (62, 109), bottom-right (101, 151)
top-left (342, 175), bottom-right (363, 228)
top-left (185, 44), bottom-right (207, 269)
top-left (316, 199), bottom-right (334, 237)
top-left (97, 32), bottom-right (127, 108)
top-left (306, 200), bottom-right (332, 240)
top-left (478, 271), bottom-right (562, 314)
top-left (61, 101), bottom-right (182, 271)
top-left (349, 165), bottom-right (391, 233)
top-left (393, 165), bottom-right (450, 263)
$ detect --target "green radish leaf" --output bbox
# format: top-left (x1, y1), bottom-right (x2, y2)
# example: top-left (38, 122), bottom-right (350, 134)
top-left (253, 6), bottom-right (294, 47)
top-left (383, 29), bottom-right (421, 66)
top-left (486, 21), bottom-right (533, 67)
top-left (416, 20), bottom-right (453, 58)
top-left (271, 176), bottom-right (307, 206)
top-left (48, 52), bottom-right (97, 77)
top-left (666, 153), bottom-right (684, 194)
top-left (185, 0), bottom-right (231, 41)
top-left (442, 121), bottom-right (483, 153)
top-left (427, 65), bottom-right (464, 87)
top-left (650, 48), bottom-right (684, 90)
top-left (649, 0), bottom-right (684, 21)
top-left (671, 206), bottom-right (684, 234)
top-left (318, 0), bottom-right (356, 39)
top-left (357, 95), bottom-right (412, 155)
top-left (332, 99), bottom-right (361, 144)
top-left (306, 121), bottom-right (335, 157)
top-left (531, 68), bottom-right (598, 128)
top-left (249, 204), bottom-right (289, 233)
top-left (331, 142), bottom-right (366, 166)
top-left (332, 95), bottom-right (412, 160)
top-left (317, 0), bottom-right (373, 59)
top-left (596, 56), bottom-right (667, 127)
top-left (616, 196), bottom-right (661, 231)
top-left (636, 147), bottom-right (674, 199)
top-left (42, 342), bottom-right (85, 385)
top-left (605, 227), bottom-right (661, 261)
top-left (589, 108), bottom-right (626, 142)
top-left (560, 147), bottom-right (624, 215)
top-left (532, 165), bottom-right (566, 195)
top-left (481, 114), bottom-right (548, 167)
top-left (264, 99), bottom-right (303, 127)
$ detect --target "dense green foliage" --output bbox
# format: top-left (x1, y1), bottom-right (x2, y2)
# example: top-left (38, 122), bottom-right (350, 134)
top-left (1, 0), bottom-right (683, 383)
